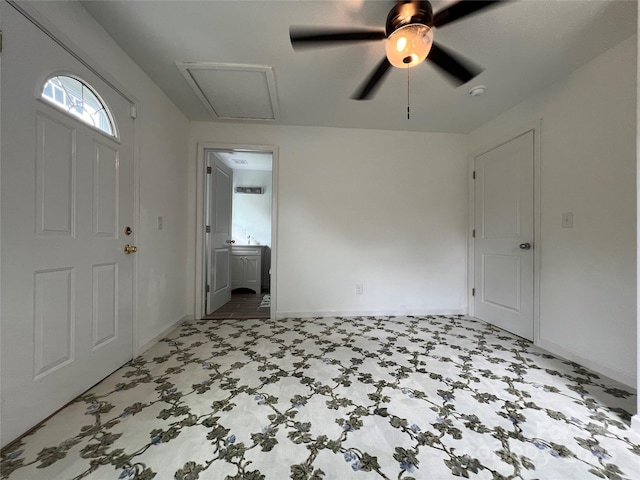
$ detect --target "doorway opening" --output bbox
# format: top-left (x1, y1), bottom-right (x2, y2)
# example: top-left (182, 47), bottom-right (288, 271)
top-left (200, 146), bottom-right (276, 320)
top-left (202, 290), bottom-right (271, 320)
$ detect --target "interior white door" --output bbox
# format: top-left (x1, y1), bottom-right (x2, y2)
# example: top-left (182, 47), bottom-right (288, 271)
top-left (206, 154), bottom-right (233, 313)
top-left (0, 3), bottom-right (135, 446)
top-left (474, 130), bottom-right (534, 340)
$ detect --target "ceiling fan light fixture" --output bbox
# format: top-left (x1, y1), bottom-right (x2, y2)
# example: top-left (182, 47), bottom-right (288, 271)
top-left (290, 0), bottom-right (501, 100)
top-left (385, 23), bottom-right (433, 68)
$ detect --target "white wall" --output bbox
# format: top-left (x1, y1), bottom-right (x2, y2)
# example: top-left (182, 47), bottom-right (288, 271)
top-left (189, 124), bottom-right (469, 317)
top-left (232, 169), bottom-right (272, 247)
top-left (634, 1), bottom-right (640, 433)
top-left (27, 1), bottom-right (192, 350)
top-left (469, 36), bottom-right (637, 387)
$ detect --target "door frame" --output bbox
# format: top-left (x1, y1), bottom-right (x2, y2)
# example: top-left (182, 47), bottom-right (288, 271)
top-left (467, 120), bottom-right (542, 343)
top-left (3, 0), bottom-right (141, 355)
top-left (195, 142), bottom-right (279, 320)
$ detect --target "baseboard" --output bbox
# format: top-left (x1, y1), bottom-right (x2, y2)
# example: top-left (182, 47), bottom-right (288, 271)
top-left (536, 337), bottom-right (636, 388)
top-left (631, 415), bottom-right (640, 434)
top-left (276, 308), bottom-right (466, 319)
top-left (136, 314), bottom-right (193, 356)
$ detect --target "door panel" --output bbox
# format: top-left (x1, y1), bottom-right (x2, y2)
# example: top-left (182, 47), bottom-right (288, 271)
top-left (482, 157), bottom-right (520, 237)
top-left (34, 268), bottom-right (75, 378)
top-left (214, 166), bottom-right (232, 234)
top-left (36, 113), bottom-right (76, 236)
top-left (92, 263), bottom-right (118, 349)
top-left (474, 130), bottom-right (534, 340)
top-left (206, 154), bottom-right (233, 313)
top-left (245, 257), bottom-right (260, 285)
top-left (231, 255), bottom-right (244, 289)
top-left (0, 3), bottom-right (135, 446)
top-left (93, 141), bottom-right (119, 237)
top-left (482, 254), bottom-right (521, 311)
top-left (215, 249), bottom-right (231, 293)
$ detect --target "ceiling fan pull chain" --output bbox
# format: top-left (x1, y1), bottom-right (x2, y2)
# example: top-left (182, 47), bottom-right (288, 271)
top-left (407, 67), bottom-right (410, 120)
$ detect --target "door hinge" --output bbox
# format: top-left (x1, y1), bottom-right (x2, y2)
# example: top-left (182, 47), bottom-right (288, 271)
top-left (0, 31), bottom-right (3, 53)
top-left (205, 225), bottom-right (211, 233)
top-left (206, 285), bottom-right (210, 293)
top-left (472, 288), bottom-right (475, 296)
top-left (206, 166), bottom-right (212, 174)
top-left (472, 229), bottom-right (475, 238)
top-left (472, 171), bottom-right (476, 180)
top-left (129, 104), bottom-right (137, 119)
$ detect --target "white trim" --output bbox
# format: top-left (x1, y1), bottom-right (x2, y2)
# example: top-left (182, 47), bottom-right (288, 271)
top-left (195, 143), bottom-right (205, 320)
top-left (537, 337), bottom-right (636, 388)
top-left (533, 120), bottom-right (543, 346)
top-left (467, 121), bottom-right (542, 340)
top-left (7, 1), bottom-right (136, 105)
top-left (632, 415), bottom-right (640, 434)
top-left (276, 309), bottom-right (467, 319)
top-left (176, 62), bottom-right (280, 122)
top-left (636, 0), bottom-right (640, 435)
top-left (270, 148), bottom-right (279, 321)
top-left (194, 142), bottom-right (279, 321)
top-left (131, 106), bottom-right (141, 359)
top-left (0, 13), bottom-right (3, 381)
top-left (135, 315), bottom-right (193, 356)
top-left (466, 148), bottom-right (475, 316)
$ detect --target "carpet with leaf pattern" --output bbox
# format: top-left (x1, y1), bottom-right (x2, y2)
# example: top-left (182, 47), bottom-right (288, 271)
top-left (1, 315), bottom-right (639, 479)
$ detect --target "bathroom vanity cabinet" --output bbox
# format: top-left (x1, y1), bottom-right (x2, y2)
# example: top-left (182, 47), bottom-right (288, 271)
top-left (231, 245), bottom-right (262, 293)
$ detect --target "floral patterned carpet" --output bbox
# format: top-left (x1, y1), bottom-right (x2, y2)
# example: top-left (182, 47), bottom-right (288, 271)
top-left (1, 315), bottom-right (639, 480)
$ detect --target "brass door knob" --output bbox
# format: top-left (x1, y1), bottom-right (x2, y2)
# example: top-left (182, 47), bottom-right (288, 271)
top-left (124, 244), bottom-right (138, 254)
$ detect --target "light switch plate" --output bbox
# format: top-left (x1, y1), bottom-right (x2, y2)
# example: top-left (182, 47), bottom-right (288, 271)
top-left (561, 212), bottom-right (573, 228)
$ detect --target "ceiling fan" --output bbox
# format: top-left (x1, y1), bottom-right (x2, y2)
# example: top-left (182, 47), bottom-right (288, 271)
top-left (290, 0), bottom-right (505, 100)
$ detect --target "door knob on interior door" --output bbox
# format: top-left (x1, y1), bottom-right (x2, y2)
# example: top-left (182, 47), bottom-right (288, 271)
top-left (226, 239), bottom-right (236, 244)
top-left (519, 243), bottom-right (532, 250)
top-left (124, 244), bottom-right (138, 254)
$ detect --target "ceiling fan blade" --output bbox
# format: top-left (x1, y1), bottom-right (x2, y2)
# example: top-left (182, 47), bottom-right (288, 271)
top-left (290, 28), bottom-right (386, 49)
top-left (433, 1), bottom-right (503, 28)
top-left (352, 57), bottom-right (392, 100)
top-left (427, 42), bottom-right (483, 85)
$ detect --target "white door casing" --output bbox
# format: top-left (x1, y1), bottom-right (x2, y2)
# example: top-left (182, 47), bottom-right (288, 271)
top-left (473, 130), bottom-right (534, 340)
top-left (205, 153), bottom-right (233, 313)
top-left (194, 143), bottom-right (278, 322)
top-left (0, 4), bottom-right (135, 446)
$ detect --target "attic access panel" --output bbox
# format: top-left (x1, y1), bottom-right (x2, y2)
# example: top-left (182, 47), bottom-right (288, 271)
top-left (177, 63), bottom-right (280, 121)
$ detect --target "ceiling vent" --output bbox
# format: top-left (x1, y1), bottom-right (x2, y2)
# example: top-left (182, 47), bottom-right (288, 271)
top-left (177, 62), bottom-right (280, 121)
top-left (232, 159), bottom-right (249, 165)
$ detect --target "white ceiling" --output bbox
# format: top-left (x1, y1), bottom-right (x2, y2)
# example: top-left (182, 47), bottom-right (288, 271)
top-left (81, 0), bottom-right (636, 134)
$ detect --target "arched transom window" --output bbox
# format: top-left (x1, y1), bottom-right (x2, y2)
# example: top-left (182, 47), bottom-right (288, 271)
top-left (41, 75), bottom-right (116, 137)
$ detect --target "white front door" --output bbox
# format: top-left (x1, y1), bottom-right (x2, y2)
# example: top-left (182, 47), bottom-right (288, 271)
top-left (0, 3), bottom-right (135, 446)
top-left (473, 130), bottom-right (534, 340)
top-left (205, 153), bottom-right (233, 313)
